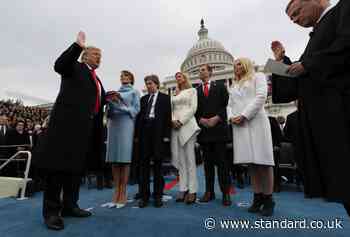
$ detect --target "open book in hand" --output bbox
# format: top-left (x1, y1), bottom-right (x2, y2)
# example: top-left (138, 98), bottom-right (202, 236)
top-left (264, 59), bottom-right (297, 78)
top-left (106, 91), bottom-right (128, 107)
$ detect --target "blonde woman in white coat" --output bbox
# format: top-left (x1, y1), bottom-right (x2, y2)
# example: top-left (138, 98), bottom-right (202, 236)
top-left (227, 58), bottom-right (275, 216)
top-left (171, 72), bottom-right (200, 204)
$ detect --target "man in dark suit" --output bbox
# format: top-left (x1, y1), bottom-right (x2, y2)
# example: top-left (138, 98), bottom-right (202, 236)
top-left (273, 0), bottom-right (350, 216)
top-left (137, 75), bottom-right (171, 208)
top-left (195, 64), bottom-right (231, 206)
top-left (0, 115), bottom-right (9, 173)
top-left (33, 31), bottom-right (115, 230)
top-left (0, 115), bottom-right (9, 145)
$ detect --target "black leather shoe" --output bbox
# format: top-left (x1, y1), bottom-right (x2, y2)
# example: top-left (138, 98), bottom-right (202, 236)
top-left (154, 199), bottom-right (163, 208)
top-left (199, 192), bottom-right (216, 203)
top-left (138, 199), bottom-right (149, 208)
top-left (185, 193), bottom-right (197, 205)
top-left (176, 191), bottom-right (188, 202)
top-left (61, 207), bottom-right (92, 218)
top-left (44, 216), bottom-right (64, 230)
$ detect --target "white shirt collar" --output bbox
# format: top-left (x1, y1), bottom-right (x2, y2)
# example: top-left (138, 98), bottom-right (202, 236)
top-left (202, 80), bottom-right (211, 85)
top-left (149, 91), bottom-right (159, 98)
top-left (316, 4), bottom-right (333, 24)
top-left (85, 63), bottom-right (93, 71)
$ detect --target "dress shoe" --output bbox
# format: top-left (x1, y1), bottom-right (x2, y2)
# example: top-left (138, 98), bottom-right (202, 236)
top-left (116, 203), bottom-right (126, 209)
top-left (44, 216), bottom-right (64, 231)
top-left (199, 192), bottom-right (215, 203)
top-left (176, 191), bottom-right (188, 202)
top-left (61, 207), bottom-right (92, 218)
top-left (222, 193), bottom-right (232, 206)
top-left (154, 199), bottom-right (163, 208)
top-left (101, 202), bottom-right (117, 208)
top-left (185, 193), bottom-right (197, 205)
top-left (138, 199), bottom-right (149, 208)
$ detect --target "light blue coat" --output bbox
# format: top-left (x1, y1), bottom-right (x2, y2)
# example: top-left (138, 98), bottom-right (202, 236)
top-left (106, 84), bottom-right (140, 163)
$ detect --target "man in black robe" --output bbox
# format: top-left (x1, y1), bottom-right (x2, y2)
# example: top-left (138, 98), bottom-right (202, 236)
top-left (272, 0), bottom-right (350, 216)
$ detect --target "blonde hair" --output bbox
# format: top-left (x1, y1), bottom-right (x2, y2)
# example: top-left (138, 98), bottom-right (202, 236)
top-left (233, 57), bottom-right (255, 87)
top-left (175, 72), bottom-right (192, 90)
top-left (81, 46), bottom-right (100, 62)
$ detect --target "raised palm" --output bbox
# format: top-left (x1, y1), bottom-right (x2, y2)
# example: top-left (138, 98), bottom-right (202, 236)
top-left (76, 31), bottom-right (86, 48)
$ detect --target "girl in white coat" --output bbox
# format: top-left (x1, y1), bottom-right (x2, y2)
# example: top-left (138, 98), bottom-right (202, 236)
top-left (171, 72), bottom-right (200, 204)
top-left (227, 58), bottom-right (275, 216)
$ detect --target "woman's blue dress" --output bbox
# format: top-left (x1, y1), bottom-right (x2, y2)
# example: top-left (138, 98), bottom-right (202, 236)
top-left (105, 84), bottom-right (140, 164)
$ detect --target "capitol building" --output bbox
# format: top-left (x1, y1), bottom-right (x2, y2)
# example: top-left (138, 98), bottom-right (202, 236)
top-left (161, 20), bottom-right (295, 118)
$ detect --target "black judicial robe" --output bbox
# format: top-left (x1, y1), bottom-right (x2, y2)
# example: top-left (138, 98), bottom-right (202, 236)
top-left (272, 0), bottom-right (350, 203)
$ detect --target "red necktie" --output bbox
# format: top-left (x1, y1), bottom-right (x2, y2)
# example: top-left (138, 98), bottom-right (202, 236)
top-left (204, 82), bottom-right (209, 97)
top-left (91, 69), bottom-right (101, 113)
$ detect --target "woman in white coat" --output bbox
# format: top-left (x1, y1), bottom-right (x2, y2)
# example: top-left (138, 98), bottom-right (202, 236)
top-left (227, 58), bottom-right (275, 216)
top-left (171, 72), bottom-right (200, 204)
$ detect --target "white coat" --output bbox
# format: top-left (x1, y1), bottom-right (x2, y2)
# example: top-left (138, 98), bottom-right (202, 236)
top-left (227, 73), bottom-right (274, 166)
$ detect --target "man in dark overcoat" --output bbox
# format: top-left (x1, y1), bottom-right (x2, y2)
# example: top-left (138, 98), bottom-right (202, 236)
top-left (34, 31), bottom-right (115, 230)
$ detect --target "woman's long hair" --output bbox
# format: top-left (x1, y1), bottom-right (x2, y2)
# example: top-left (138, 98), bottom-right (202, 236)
top-left (233, 57), bottom-right (255, 87)
top-left (175, 72), bottom-right (192, 91)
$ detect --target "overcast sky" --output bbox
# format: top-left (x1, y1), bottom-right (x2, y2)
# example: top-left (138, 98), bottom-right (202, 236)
top-left (0, 0), bottom-right (339, 105)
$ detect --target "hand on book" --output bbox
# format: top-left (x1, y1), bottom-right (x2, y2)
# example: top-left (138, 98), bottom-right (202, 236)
top-left (106, 91), bottom-right (120, 102)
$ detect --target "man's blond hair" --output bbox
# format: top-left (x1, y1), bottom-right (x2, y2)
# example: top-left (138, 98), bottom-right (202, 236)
top-left (81, 46), bottom-right (100, 62)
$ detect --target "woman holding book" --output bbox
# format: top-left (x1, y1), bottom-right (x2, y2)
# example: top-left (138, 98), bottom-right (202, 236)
top-left (105, 70), bottom-right (140, 208)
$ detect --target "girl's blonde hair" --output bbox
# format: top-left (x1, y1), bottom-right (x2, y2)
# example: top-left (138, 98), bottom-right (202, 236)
top-left (233, 57), bottom-right (255, 87)
top-left (175, 72), bottom-right (192, 90)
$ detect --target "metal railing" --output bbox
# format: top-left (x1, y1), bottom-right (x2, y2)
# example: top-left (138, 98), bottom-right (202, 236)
top-left (0, 145), bottom-right (32, 200)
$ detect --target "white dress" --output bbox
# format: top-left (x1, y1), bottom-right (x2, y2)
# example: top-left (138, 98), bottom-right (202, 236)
top-left (227, 73), bottom-right (274, 166)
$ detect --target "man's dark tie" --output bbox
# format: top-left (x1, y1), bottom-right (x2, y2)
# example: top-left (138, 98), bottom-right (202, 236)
top-left (146, 94), bottom-right (154, 118)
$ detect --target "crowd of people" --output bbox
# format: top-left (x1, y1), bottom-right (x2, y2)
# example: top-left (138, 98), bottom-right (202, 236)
top-left (0, 100), bottom-right (49, 181)
top-left (0, 100), bottom-right (49, 131)
top-left (1, 0), bottom-right (350, 232)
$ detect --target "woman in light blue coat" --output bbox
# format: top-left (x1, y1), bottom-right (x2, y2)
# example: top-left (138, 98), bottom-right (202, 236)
top-left (105, 70), bottom-right (140, 208)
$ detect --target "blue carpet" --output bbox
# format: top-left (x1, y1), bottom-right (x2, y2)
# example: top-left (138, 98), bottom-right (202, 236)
top-left (0, 167), bottom-right (348, 237)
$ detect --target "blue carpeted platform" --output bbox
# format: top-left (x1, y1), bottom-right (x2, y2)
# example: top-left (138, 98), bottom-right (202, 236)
top-left (0, 167), bottom-right (348, 237)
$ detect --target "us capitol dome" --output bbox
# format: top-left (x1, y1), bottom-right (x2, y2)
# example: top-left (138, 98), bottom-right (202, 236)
top-left (162, 19), bottom-right (296, 117)
top-left (163, 19), bottom-right (235, 89)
